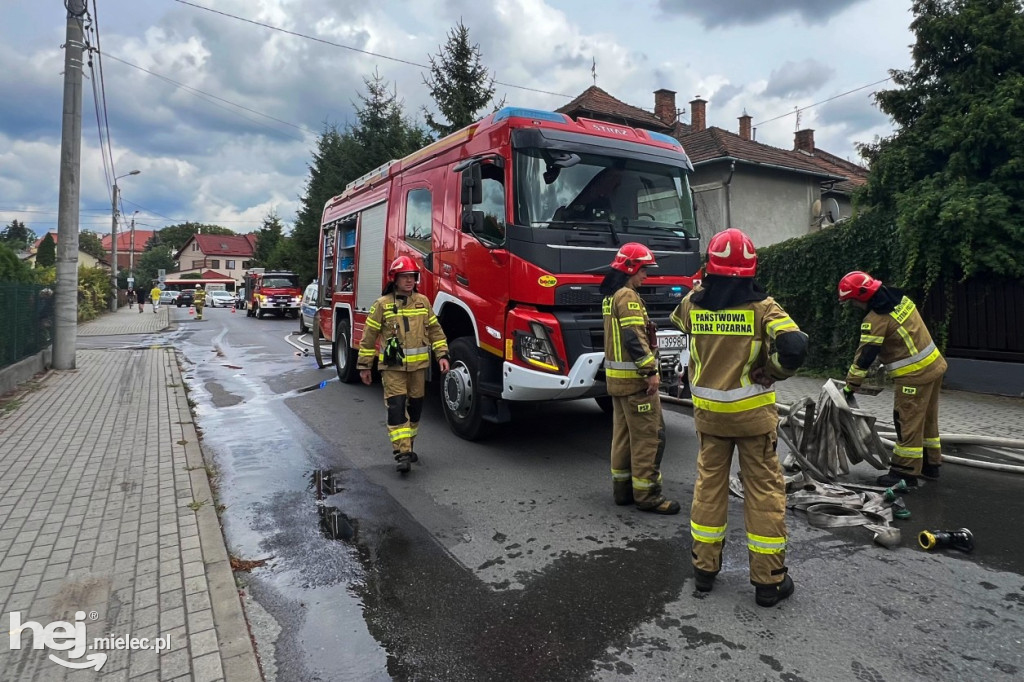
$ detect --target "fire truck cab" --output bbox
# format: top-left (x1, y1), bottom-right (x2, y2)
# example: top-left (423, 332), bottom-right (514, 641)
top-left (244, 269), bottom-right (302, 319)
top-left (317, 107), bottom-right (700, 440)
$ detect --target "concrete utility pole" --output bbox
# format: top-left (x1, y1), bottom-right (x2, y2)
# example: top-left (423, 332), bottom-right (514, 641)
top-left (128, 210), bottom-right (138, 286)
top-left (53, 0), bottom-right (89, 370)
top-left (110, 170), bottom-right (139, 312)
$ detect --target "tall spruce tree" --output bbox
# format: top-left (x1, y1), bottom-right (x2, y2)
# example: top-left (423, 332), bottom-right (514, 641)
top-left (422, 21), bottom-right (498, 138)
top-left (291, 73), bottom-right (430, 284)
top-left (252, 211), bottom-right (284, 268)
top-left (36, 233), bottom-right (56, 267)
top-left (858, 0), bottom-right (1024, 287)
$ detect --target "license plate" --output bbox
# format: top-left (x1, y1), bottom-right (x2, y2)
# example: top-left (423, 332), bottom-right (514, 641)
top-left (657, 332), bottom-right (688, 350)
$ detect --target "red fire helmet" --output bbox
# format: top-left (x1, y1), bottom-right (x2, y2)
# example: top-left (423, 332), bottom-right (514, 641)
top-left (388, 255), bottom-right (420, 280)
top-left (837, 271), bottom-right (882, 302)
top-left (610, 242), bottom-right (658, 275)
top-left (705, 228), bottom-right (757, 277)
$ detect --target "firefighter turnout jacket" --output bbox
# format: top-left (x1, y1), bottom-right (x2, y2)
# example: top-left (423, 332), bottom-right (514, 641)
top-left (670, 293), bottom-right (805, 437)
top-left (357, 292), bottom-right (448, 371)
top-left (845, 295), bottom-right (946, 388)
top-left (603, 287), bottom-right (658, 396)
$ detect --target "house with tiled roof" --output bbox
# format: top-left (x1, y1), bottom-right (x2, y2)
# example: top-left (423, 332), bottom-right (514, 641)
top-left (557, 88), bottom-right (868, 247)
top-left (25, 231), bottom-right (106, 269)
top-left (100, 229), bottom-right (157, 271)
top-left (173, 233), bottom-right (257, 287)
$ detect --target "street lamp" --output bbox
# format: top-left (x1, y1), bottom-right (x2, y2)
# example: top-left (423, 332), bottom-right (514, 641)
top-left (110, 169), bottom-right (140, 312)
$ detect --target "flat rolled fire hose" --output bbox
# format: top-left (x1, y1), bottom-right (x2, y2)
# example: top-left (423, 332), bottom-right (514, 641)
top-left (805, 503), bottom-right (888, 528)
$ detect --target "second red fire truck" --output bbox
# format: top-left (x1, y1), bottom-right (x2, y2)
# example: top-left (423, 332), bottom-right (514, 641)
top-left (316, 107), bottom-right (701, 439)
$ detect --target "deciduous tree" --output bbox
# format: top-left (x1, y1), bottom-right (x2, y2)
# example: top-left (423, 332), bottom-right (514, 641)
top-left (858, 0), bottom-right (1024, 288)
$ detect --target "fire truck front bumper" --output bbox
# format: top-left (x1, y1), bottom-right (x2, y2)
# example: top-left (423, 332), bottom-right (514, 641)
top-left (501, 352), bottom-right (606, 401)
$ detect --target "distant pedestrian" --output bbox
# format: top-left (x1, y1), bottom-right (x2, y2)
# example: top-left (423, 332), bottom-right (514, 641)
top-left (127, 288), bottom-right (136, 309)
top-left (600, 242), bottom-right (679, 515)
top-left (150, 285), bottom-right (162, 313)
top-left (838, 271), bottom-right (947, 487)
top-left (670, 228), bottom-right (807, 607)
top-left (357, 256), bottom-right (449, 474)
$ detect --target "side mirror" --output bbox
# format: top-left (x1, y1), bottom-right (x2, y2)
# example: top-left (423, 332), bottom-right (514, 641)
top-left (462, 208), bottom-right (485, 234)
top-left (461, 164), bottom-right (483, 206)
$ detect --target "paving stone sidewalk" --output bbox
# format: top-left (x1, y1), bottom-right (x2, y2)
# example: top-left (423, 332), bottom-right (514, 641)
top-left (775, 375), bottom-right (1024, 441)
top-left (79, 305), bottom-right (170, 337)
top-left (0, 337), bottom-right (259, 680)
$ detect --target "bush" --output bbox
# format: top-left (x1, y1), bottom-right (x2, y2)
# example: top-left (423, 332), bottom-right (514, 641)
top-left (77, 266), bottom-right (111, 322)
top-left (757, 209), bottom-right (905, 373)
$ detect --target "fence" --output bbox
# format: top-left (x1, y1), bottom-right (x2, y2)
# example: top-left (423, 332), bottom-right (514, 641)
top-left (0, 283), bottom-right (54, 369)
top-left (923, 276), bottom-right (1024, 363)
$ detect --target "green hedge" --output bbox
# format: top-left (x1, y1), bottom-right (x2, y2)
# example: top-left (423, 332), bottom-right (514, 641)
top-left (756, 209), bottom-right (906, 373)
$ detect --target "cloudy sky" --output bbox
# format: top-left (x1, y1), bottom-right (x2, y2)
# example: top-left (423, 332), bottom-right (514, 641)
top-left (1, 0), bottom-right (916, 238)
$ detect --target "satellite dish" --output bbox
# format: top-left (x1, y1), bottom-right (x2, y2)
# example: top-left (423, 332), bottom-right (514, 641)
top-left (824, 197), bottom-right (842, 224)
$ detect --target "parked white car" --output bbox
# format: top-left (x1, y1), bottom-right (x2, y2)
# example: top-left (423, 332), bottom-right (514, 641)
top-left (298, 282), bottom-right (319, 333)
top-left (207, 290), bottom-right (235, 308)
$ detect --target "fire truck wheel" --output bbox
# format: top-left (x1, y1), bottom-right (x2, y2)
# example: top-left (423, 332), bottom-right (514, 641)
top-left (333, 321), bottom-right (359, 383)
top-left (595, 396), bottom-right (614, 415)
top-left (441, 338), bottom-right (493, 441)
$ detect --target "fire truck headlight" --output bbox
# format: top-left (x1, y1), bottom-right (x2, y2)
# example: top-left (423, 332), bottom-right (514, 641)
top-left (516, 322), bottom-right (561, 373)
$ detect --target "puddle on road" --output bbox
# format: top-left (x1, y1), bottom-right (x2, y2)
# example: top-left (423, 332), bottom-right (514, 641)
top-left (174, 327), bottom-right (389, 679)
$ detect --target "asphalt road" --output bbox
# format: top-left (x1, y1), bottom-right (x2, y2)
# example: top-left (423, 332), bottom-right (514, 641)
top-left (158, 305), bottom-right (1024, 682)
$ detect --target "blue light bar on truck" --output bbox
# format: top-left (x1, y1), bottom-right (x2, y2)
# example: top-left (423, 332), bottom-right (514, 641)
top-left (493, 107), bottom-right (568, 124)
top-left (645, 130), bottom-right (684, 149)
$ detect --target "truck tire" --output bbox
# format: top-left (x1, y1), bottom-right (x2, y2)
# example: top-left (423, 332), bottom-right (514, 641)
top-left (441, 337), bottom-right (493, 441)
top-left (333, 321), bottom-right (359, 383)
top-left (595, 396), bottom-right (614, 415)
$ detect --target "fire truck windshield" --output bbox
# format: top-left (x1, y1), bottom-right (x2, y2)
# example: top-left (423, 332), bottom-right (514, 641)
top-left (262, 277), bottom-right (297, 288)
top-left (514, 149), bottom-right (697, 237)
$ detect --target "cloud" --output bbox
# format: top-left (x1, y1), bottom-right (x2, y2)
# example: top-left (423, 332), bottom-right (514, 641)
top-left (763, 59), bottom-right (835, 99)
top-left (655, 0), bottom-right (869, 28)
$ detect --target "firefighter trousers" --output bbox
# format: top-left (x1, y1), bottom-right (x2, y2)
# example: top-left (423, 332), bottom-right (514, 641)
top-left (891, 376), bottom-right (942, 475)
top-left (610, 390), bottom-right (666, 506)
top-left (381, 369), bottom-right (426, 455)
top-left (690, 431), bottom-right (787, 586)
top-left (195, 303), bottom-right (204, 320)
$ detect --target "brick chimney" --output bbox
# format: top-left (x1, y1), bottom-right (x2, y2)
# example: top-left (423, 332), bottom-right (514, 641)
top-left (738, 110), bottom-right (752, 141)
top-left (654, 89), bottom-right (677, 124)
top-left (690, 96), bottom-right (707, 132)
top-left (795, 128), bottom-right (815, 153)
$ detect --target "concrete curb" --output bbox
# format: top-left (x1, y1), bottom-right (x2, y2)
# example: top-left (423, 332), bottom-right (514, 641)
top-left (170, 353), bottom-right (263, 681)
top-left (0, 347), bottom-right (51, 395)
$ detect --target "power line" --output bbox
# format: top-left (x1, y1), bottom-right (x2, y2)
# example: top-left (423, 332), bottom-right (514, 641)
top-left (172, 0), bottom-right (573, 99)
top-left (753, 77), bottom-right (893, 127)
top-left (89, 0), bottom-right (118, 200)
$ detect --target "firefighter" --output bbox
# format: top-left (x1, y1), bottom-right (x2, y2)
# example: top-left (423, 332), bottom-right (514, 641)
top-left (358, 256), bottom-right (450, 473)
top-left (670, 228), bottom-right (807, 607)
top-left (193, 284), bottom-right (206, 320)
top-left (838, 271), bottom-right (947, 486)
top-left (601, 242), bottom-right (679, 515)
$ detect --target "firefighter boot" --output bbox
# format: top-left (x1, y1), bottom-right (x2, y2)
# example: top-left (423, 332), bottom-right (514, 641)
top-left (637, 496), bottom-right (681, 515)
top-left (876, 469), bottom-right (918, 488)
top-left (394, 451), bottom-right (413, 474)
top-left (613, 481), bottom-right (634, 506)
top-left (755, 574), bottom-right (795, 608)
top-left (693, 568), bottom-right (717, 593)
top-left (921, 463), bottom-right (941, 480)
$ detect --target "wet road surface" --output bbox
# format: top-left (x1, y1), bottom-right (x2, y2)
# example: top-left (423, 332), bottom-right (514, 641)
top-left (141, 305), bottom-right (1024, 681)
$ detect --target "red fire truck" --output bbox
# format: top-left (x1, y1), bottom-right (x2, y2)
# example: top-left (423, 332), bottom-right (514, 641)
top-left (243, 269), bottom-right (302, 319)
top-left (316, 107), bottom-right (700, 439)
